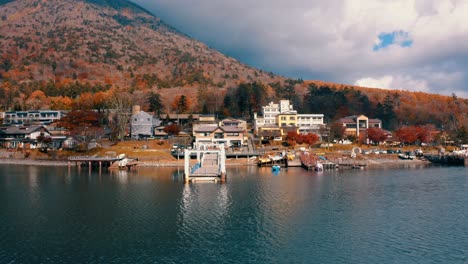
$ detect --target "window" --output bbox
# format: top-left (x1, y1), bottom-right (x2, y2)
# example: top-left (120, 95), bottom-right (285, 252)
top-left (289, 116), bottom-right (295, 120)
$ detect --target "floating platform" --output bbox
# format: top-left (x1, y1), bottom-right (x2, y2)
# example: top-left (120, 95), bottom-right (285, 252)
top-left (184, 146), bottom-right (227, 183)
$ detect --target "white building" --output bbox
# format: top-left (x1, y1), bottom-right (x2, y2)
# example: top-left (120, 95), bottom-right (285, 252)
top-left (2, 110), bottom-right (66, 125)
top-left (297, 114), bottom-right (325, 134)
top-left (254, 100), bottom-right (324, 134)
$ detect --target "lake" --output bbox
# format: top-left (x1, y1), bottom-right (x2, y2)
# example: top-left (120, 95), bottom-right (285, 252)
top-left (0, 164), bottom-right (467, 263)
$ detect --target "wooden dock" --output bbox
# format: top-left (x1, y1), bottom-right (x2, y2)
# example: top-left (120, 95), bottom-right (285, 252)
top-left (300, 152), bottom-right (338, 170)
top-left (286, 155), bottom-right (302, 167)
top-left (68, 155), bottom-right (118, 168)
top-left (184, 146), bottom-right (227, 183)
top-left (68, 155), bottom-right (137, 170)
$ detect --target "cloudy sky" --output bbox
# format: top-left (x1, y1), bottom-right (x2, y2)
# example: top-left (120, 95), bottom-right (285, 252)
top-left (131, 0), bottom-right (468, 98)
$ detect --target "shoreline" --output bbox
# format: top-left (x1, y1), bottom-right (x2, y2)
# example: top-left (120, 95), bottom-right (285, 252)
top-left (0, 157), bottom-right (431, 168)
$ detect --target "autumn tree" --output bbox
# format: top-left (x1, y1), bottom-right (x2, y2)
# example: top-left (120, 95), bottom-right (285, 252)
top-left (164, 124), bottom-right (180, 136)
top-left (25, 90), bottom-right (48, 110)
top-left (367, 127), bottom-right (388, 144)
top-left (72, 92), bottom-right (94, 110)
top-left (395, 125), bottom-right (431, 145)
top-left (50, 96), bottom-right (73, 110)
top-left (57, 110), bottom-right (102, 139)
top-left (286, 131), bottom-right (319, 146)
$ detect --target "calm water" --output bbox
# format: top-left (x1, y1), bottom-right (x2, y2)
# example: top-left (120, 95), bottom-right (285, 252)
top-left (0, 164), bottom-right (467, 263)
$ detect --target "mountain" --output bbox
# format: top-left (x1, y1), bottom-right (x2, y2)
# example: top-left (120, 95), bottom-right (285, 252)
top-left (0, 0), bottom-right (281, 91)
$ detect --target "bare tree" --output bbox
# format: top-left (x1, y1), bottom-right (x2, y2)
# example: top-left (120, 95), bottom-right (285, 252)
top-left (108, 92), bottom-right (133, 141)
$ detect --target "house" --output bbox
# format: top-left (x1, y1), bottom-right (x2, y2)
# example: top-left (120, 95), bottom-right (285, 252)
top-left (130, 107), bottom-right (161, 139)
top-left (339, 115), bottom-right (382, 137)
top-left (0, 125), bottom-right (51, 149)
top-left (193, 125), bottom-right (245, 148)
top-left (62, 136), bottom-right (85, 150)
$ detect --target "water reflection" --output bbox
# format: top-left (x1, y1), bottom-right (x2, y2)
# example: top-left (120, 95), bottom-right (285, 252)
top-left (1, 165), bottom-right (467, 263)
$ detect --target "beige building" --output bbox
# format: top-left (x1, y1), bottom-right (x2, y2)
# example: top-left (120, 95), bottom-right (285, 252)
top-left (339, 115), bottom-right (382, 137)
top-left (193, 125), bottom-right (245, 148)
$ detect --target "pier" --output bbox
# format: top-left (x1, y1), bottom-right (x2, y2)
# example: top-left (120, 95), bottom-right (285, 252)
top-left (68, 155), bottom-right (137, 170)
top-left (184, 145), bottom-right (227, 182)
top-left (68, 155), bottom-right (119, 168)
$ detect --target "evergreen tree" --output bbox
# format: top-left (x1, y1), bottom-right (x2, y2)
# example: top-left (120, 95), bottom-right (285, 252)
top-left (147, 92), bottom-right (164, 117)
top-left (382, 95), bottom-right (397, 130)
top-left (177, 95), bottom-right (188, 113)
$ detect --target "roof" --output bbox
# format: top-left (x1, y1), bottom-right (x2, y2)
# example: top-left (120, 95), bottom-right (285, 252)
top-left (220, 126), bottom-right (244, 133)
top-left (278, 111), bottom-right (297, 115)
top-left (194, 126), bottom-right (218, 133)
top-left (260, 130), bottom-right (281, 137)
top-left (161, 113), bottom-right (200, 119)
top-left (259, 124), bottom-right (281, 129)
top-left (0, 125), bottom-right (48, 135)
top-left (339, 115), bottom-right (381, 124)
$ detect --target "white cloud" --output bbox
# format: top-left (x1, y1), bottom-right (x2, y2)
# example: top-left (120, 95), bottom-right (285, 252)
top-left (131, 0), bottom-right (468, 97)
top-left (355, 75), bottom-right (428, 91)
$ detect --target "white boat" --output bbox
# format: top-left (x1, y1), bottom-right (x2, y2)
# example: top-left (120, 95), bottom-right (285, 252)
top-left (315, 162), bottom-right (323, 171)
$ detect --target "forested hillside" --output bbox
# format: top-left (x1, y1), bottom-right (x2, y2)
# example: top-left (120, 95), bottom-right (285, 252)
top-left (0, 0), bottom-right (466, 139)
top-left (0, 0), bottom-right (280, 109)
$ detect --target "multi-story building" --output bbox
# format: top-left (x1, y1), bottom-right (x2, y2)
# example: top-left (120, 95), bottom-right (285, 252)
top-left (2, 110), bottom-right (66, 125)
top-left (254, 100), bottom-right (324, 135)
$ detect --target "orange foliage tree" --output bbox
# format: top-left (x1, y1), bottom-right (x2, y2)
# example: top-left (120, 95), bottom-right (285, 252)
top-left (395, 125), bottom-right (431, 145)
top-left (164, 124), bottom-right (180, 136)
top-left (367, 127), bottom-right (388, 144)
top-left (50, 96), bottom-right (73, 110)
top-left (25, 90), bottom-right (48, 110)
top-left (57, 110), bottom-right (103, 137)
top-left (286, 131), bottom-right (319, 146)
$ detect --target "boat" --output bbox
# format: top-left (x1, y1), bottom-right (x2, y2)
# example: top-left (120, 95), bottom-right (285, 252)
top-left (398, 151), bottom-right (416, 160)
top-left (315, 161), bottom-right (323, 171)
top-left (272, 165), bottom-right (281, 171)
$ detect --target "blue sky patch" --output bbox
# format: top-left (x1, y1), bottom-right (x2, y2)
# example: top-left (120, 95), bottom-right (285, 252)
top-left (373, 31), bottom-right (413, 51)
